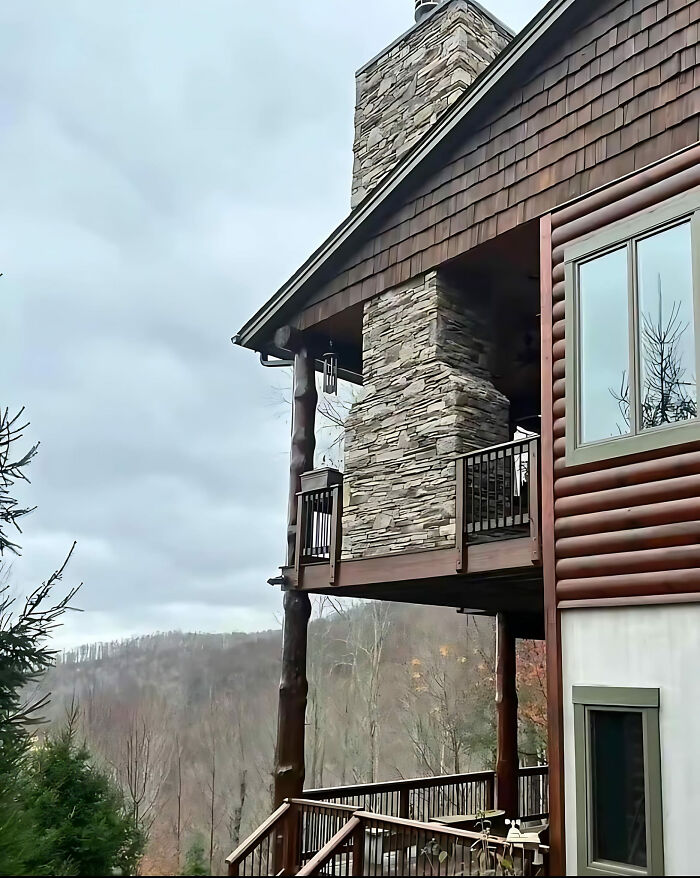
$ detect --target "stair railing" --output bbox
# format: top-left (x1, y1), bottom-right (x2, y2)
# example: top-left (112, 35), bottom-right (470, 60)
top-left (296, 810), bottom-right (550, 876)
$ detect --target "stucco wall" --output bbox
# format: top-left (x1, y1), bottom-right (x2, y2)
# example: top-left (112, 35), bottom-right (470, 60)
top-left (561, 604), bottom-right (700, 876)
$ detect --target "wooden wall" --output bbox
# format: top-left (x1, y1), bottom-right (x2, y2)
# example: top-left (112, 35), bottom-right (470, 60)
top-left (540, 141), bottom-right (700, 878)
top-left (545, 145), bottom-right (700, 609)
top-left (298, 0), bottom-right (700, 332)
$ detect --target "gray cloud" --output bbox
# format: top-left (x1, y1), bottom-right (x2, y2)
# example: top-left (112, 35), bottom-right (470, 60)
top-left (1, 0), bottom-right (542, 648)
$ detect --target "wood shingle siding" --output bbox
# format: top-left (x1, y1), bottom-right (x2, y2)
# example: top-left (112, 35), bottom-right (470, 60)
top-left (298, 0), bottom-right (700, 332)
top-left (544, 142), bottom-right (700, 607)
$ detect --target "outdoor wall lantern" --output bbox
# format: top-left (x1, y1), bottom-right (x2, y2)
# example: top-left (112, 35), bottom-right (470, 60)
top-left (322, 342), bottom-right (338, 395)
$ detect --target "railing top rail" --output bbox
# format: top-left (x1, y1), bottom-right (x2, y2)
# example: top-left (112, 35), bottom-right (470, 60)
top-left (295, 485), bottom-right (334, 497)
top-left (518, 764), bottom-right (549, 776)
top-left (296, 815), bottom-right (362, 877)
top-left (225, 801), bottom-right (290, 866)
top-left (288, 798), bottom-right (359, 813)
top-left (454, 434), bottom-right (541, 461)
top-left (303, 769), bottom-right (496, 800)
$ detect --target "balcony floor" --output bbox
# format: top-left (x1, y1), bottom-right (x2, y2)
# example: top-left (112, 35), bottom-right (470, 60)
top-left (285, 538), bottom-right (544, 639)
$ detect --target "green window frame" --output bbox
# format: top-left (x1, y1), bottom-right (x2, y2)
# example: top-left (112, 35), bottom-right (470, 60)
top-left (564, 190), bottom-right (700, 466)
top-left (573, 686), bottom-right (664, 877)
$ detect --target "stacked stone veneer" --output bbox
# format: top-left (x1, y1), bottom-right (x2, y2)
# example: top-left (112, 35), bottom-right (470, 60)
top-left (351, 1), bottom-right (511, 208)
top-left (342, 271), bottom-right (509, 559)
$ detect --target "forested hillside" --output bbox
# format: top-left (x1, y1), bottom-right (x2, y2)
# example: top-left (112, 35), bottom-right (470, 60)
top-left (43, 601), bottom-right (546, 876)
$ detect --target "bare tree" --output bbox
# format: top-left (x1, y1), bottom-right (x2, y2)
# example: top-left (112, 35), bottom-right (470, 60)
top-left (273, 376), bottom-right (364, 469)
top-left (332, 601), bottom-right (392, 782)
top-left (117, 704), bottom-right (172, 835)
top-left (174, 733), bottom-right (183, 866)
top-left (401, 617), bottom-right (495, 777)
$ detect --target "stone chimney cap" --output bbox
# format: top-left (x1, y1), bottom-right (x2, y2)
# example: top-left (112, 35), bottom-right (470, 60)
top-left (414, 0), bottom-right (440, 22)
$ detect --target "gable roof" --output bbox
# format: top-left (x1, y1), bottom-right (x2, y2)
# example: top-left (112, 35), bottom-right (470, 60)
top-left (234, 0), bottom-right (584, 353)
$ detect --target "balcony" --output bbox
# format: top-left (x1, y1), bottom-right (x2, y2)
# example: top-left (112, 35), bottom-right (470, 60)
top-left (287, 436), bottom-right (542, 623)
top-left (456, 435), bottom-right (541, 573)
top-left (226, 767), bottom-right (549, 876)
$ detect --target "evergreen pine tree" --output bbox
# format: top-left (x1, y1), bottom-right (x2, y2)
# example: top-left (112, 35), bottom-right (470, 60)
top-left (182, 835), bottom-right (210, 876)
top-left (23, 706), bottom-right (145, 876)
top-left (1, 407), bottom-right (80, 875)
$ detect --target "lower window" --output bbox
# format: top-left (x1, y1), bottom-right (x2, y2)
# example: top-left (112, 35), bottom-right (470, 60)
top-left (573, 686), bottom-right (664, 876)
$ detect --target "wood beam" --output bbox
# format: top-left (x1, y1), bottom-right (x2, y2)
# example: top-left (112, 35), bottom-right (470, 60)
top-left (495, 612), bottom-right (518, 818)
top-left (540, 212), bottom-right (565, 874)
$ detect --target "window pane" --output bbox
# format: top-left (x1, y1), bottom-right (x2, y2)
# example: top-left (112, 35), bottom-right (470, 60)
top-left (638, 221), bottom-right (696, 429)
top-left (590, 710), bottom-right (647, 868)
top-left (579, 247), bottom-right (630, 443)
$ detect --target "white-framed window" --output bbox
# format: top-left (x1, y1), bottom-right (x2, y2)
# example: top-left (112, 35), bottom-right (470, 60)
top-left (565, 191), bottom-right (700, 465)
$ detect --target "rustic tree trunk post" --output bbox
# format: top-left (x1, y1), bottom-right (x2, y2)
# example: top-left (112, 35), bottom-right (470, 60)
top-left (275, 589), bottom-right (312, 807)
top-left (272, 329), bottom-right (317, 871)
top-left (496, 612), bottom-right (519, 818)
top-left (274, 327), bottom-right (318, 874)
top-left (283, 333), bottom-right (317, 567)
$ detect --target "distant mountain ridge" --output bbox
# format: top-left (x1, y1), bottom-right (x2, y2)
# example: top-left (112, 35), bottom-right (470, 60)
top-left (58, 629), bottom-right (279, 665)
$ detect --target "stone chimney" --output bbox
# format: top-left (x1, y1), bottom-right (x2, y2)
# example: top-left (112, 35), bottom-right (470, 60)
top-left (351, 1), bottom-right (512, 208)
top-left (342, 270), bottom-right (510, 559)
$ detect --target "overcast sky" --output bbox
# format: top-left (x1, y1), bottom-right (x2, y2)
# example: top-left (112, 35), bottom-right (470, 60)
top-left (1, 0), bottom-right (544, 649)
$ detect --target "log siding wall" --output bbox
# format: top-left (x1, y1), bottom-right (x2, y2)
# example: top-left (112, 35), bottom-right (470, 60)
top-left (298, 0), bottom-right (700, 332)
top-left (545, 145), bottom-right (700, 608)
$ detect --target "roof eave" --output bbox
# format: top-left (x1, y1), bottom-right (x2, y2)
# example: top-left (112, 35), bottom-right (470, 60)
top-left (236, 0), bottom-right (580, 353)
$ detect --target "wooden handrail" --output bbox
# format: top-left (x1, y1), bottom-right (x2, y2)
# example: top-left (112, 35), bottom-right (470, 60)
top-left (296, 815), bottom-right (362, 877)
top-left (519, 764), bottom-right (549, 776)
top-left (352, 810), bottom-right (503, 844)
top-left (288, 797), bottom-right (358, 813)
top-left (303, 769), bottom-right (495, 800)
top-left (225, 801), bottom-right (289, 868)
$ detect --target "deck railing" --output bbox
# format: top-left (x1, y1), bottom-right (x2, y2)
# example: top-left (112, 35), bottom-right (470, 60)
top-left (456, 435), bottom-right (541, 569)
top-left (303, 771), bottom-right (494, 823)
top-left (304, 767), bottom-right (547, 822)
top-left (296, 470), bottom-right (343, 583)
top-left (297, 811), bottom-right (549, 877)
top-left (518, 766), bottom-right (549, 822)
top-left (226, 799), bottom-right (357, 876)
top-left (228, 770), bottom-right (549, 875)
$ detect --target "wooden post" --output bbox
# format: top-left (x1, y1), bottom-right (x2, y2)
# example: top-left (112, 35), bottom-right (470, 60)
top-left (281, 801), bottom-right (301, 875)
top-left (351, 819), bottom-right (365, 877)
top-left (283, 335), bottom-right (317, 567)
top-left (455, 456), bottom-right (466, 573)
top-left (528, 438), bottom-right (541, 564)
top-left (397, 788), bottom-right (410, 874)
top-left (495, 612), bottom-right (519, 818)
top-left (329, 483), bottom-right (343, 584)
top-left (273, 325), bottom-right (317, 819)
